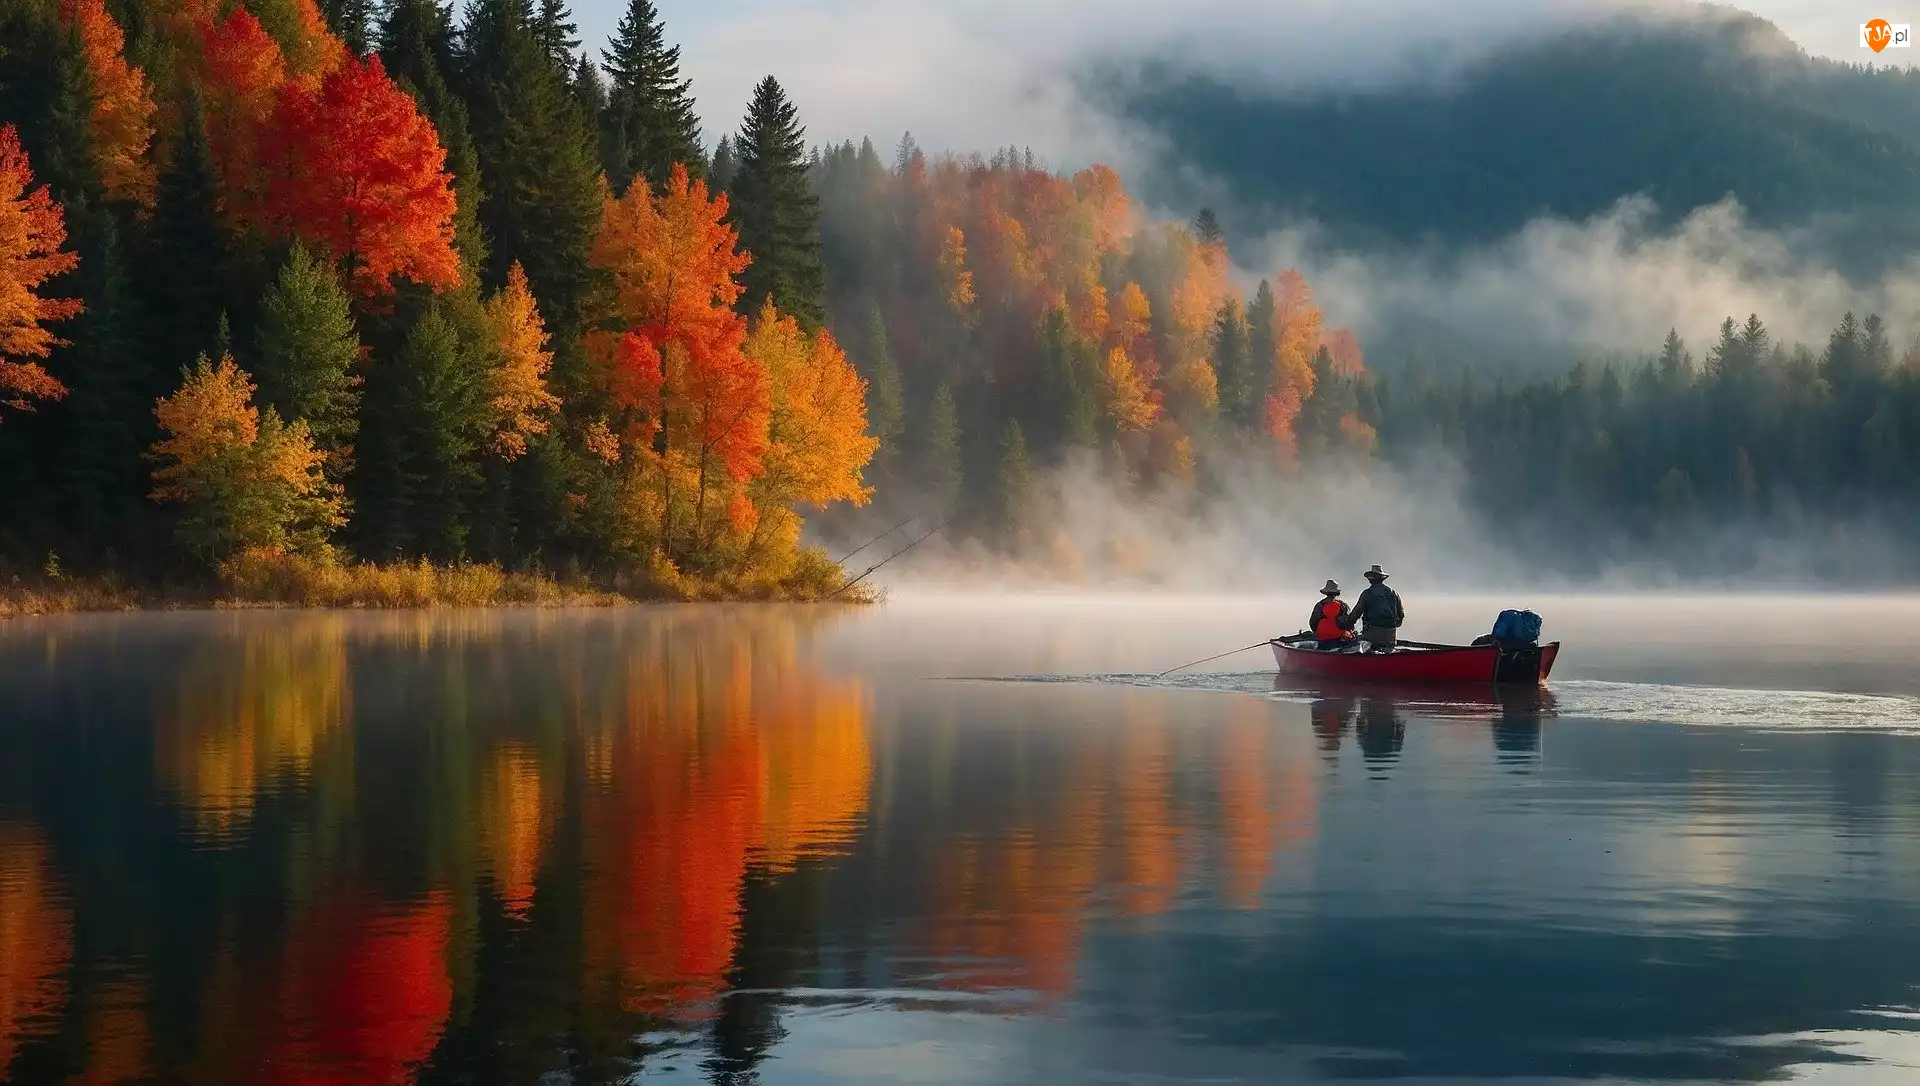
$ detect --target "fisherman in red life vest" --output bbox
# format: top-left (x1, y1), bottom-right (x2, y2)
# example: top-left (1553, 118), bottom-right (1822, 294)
top-left (1309, 580), bottom-right (1358, 650)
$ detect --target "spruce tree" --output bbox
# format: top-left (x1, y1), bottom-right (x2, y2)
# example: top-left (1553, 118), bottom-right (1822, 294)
top-left (709, 133), bottom-right (736, 192)
top-left (359, 301), bottom-right (488, 559)
top-left (992, 419), bottom-right (1034, 541)
top-left (1035, 309), bottom-right (1098, 451)
top-left (143, 89), bottom-right (234, 385)
top-left (859, 306), bottom-right (903, 464)
top-left (460, 0), bottom-right (603, 364)
top-left (601, 0), bottom-right (704, 193)
top-left (533, 0), bottom-right (579, 71)
top-left (1247, 278), bottom-right (1277, 400)
top-left (731, 77), bottom-right (823, 328)
top-left (922, 381), bottom-right (962, 516)
top-left (56, 215), bottom-right (149, 562)
top-left (1211, 299), bottom-right (1254, 427)
top-left (254, 241), bottom-right (363, 463)
top-left (1193, 207), bottom-right (1224, 246)
top-left (319, 0), bottom-right (372, 54)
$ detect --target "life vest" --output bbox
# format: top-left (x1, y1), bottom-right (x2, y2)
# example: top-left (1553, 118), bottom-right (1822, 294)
top-left (1314, 599), bottom-right (1347, 640)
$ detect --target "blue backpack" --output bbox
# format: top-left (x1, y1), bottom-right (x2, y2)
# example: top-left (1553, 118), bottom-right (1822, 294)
top-left (1491, 609), bottom-right (1543, 645)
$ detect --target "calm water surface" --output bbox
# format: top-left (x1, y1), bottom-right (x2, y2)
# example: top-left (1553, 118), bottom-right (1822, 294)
top-left (4, 595), bottom-right (1920, 1084)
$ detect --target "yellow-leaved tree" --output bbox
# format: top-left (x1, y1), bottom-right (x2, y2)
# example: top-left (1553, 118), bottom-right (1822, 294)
top-left (483, 262), bottom-right (560, 459)
top-left (150, 354), bottom-right (343, 563)
top-left (743, 300), bottom-right (877, 564)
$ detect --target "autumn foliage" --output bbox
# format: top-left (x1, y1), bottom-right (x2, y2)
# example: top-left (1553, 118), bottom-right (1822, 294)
top-left (61, 0), bottom-right (158, 208)
top-left (0, 126), bottom-right (82, 414)
top-left (483, 263), bottom-right (561, 459)
top-left (266, 54), bottom-right (461, 297)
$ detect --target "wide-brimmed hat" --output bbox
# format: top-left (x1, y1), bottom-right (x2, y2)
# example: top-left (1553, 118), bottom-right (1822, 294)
top-left (1365, 564), bottom-right (1388, 580)
top-left (1320, 580), bottom-right (1340, 595)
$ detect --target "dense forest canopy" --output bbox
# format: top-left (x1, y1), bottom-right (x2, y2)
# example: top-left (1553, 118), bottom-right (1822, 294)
top-left (1, 0), bottom-right (1917, 589)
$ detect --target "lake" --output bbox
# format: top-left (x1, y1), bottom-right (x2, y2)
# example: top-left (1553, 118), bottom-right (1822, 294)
top-left (4, 594), bottom-right (1920, 1084)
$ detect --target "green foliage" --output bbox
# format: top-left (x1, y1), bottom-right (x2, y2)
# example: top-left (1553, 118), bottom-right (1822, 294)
top-left (460, 0), bottom-right (602, 342)
top-left (990, 418), bottom-right (1033, 540)
top-left (254, 241), bottom-right (363, 459)
top-left (1033, 308), bottom-right (1099, 452)
top-left (920, 381), bottom-right (962, 516)
top-left (858, 305), bottom-right (903, 465)
top-left (600, 0), bottom-right (704, 193)
top-left (142, 90), bottom-right (235, 381)
top-left (358, 300), bottom-right (490, 560)
top-left (1211, 299), bottom-right (1254, 426)
top-left (318, 0), bottom-right (373, 54)
top-left (380, 0), bottom-right (488, 271)
top-left (731, 76), bottom-right (824, 329)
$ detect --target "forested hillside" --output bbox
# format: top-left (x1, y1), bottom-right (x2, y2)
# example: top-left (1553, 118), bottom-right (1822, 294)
top-left (1113, 9), bottom-right (1920, 272)
top-left (2, 0), bottom-right (1916, 595)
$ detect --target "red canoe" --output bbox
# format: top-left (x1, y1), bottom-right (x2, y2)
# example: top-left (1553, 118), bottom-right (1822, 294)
top-left (1272, 639), bottom-right (1560, 686)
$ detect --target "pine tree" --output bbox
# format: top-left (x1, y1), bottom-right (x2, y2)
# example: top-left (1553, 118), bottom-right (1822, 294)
top-left (460, 0), bottom-right (602, 357)
top-left (709, 133), bottom-right (736, 192)
top-left (319, 0), bottom-right (372, 54)
top-left (1657, 328), bottom-right (1691, 385)
top-left (254, 240), bottom-right (362, 464)
top-left (1193, 207), bottom-right (1224, 246)
top-left (991, 419), bottom-right (1033, 541)
top-left (858, 305), bottom-right (902, 464)
top-left (55, 213), bottom-right (147, 561)
top-left (731, 77), bottom-right (823, 328)
top-left (142, 89), bottom-right (235, 385)
top-left (1210, 299), bottom-right (1254, 426)
top-left (359, 299), bottom-right (487, 558)
top-left (1247, 278), bottom-right (1276, 399)
top-left (1035, 308), bottom-right (1098, 451)
top-left (533, 0), bottom-right (578, 71)
top-left (600, 0), bottom-right (703, 194)
top-left (921, 380), bottom-right (961, 515)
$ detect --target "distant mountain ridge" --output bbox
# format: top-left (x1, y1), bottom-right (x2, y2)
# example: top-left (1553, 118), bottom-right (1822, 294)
top-left (1108, 8), bottom-right (1920, 274)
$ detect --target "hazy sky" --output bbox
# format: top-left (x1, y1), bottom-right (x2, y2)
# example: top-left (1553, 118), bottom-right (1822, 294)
top-left (566, 1), bottom-right (1898, 152)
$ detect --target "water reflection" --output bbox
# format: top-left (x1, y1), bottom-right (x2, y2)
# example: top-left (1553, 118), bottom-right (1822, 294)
top-left (1, 607), bottom-right (1919, 1084)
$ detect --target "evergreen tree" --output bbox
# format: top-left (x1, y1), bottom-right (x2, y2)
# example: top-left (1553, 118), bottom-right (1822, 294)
top-left (533, 0), bottom-right (579, 71)
top-left (859, 305), bottom-right (903, 464)
top-left (991, 419), bottom-right (1033, 540)
top-left (708, 133), bottom-right (736, 192)
top-left (1657, 328), bottom-right (1691, 385)
top-left (319, 0), bottom-right (373, 54)
top-left (55, 215), bottom-right (148, 562)
top-left (1193, 207), bottom-right (1224, 246)
top-left (1247, 278), bottom-right (1276, 398)
top-left (142, 88), bottom-right (235, 390)
top-left (731, 77), bottom-right (823, 328)
top-left (254, 241), bottom-right (363, 463)
top-left (1034, 309), bottom-right (1098, 451)
top-left (359, 300), bottom-right (488, 558)
top-left (1211, 299), bottom-right (1254, 425)
top-left (921, 380), bottom-right (961, 515)
top-left (460, 0), bottom-right (603, 358)
top-left (600, 0), bottom-right (704, 194)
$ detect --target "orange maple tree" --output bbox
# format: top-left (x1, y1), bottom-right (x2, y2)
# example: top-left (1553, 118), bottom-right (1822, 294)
top-left (590, 164), bottom-right (770, 553)
top-left (744, 299), bottom-right (876, 511)
top-left (266, 54), bottom-right (460, 297)
top-left (61, 0), bottom-right (158, 208)
top-left (0, 126), bottom-right (83, 415)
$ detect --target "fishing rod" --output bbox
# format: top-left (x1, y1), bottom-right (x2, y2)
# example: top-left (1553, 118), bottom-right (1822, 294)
top-left (1156, 633), bottom-right (1313, 678)
top-left (834, 517), bottom-right (917, 565)
top-left (827, 520), bottom-right (950, 600)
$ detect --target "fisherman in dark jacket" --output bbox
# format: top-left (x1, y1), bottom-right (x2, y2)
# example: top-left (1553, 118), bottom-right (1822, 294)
top-left (1351, 564), bottom-right (1404, 653)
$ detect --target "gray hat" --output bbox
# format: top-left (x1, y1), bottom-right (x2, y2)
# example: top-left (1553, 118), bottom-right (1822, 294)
top-left (1321, 580), bottom-right (1340, 596)
top-left (1365, 564), bottom-right (1388, 580)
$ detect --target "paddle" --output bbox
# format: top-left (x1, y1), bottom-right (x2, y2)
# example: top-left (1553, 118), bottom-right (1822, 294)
top-left (1157, 633), bottom-right (1312, 679)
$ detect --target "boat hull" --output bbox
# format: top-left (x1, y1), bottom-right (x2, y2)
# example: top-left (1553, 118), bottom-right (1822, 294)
top-left (1272, 640), bottom-right (1560, 686)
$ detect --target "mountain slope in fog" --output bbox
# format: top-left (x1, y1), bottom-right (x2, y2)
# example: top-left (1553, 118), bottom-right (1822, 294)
top-left (1111, 9), bottom-right (1920, 272)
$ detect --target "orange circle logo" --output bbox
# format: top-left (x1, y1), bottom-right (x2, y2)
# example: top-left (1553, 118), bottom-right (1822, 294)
top-left (1867, 18), bottom-right (1894, 52)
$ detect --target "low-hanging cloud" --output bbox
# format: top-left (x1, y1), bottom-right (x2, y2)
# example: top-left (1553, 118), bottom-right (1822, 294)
top-left (1236, 196), bottom-right (1920, 356)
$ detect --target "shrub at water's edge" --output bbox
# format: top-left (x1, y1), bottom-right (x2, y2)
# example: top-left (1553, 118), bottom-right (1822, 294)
top-left (1, 547), bottom-right (874, 617)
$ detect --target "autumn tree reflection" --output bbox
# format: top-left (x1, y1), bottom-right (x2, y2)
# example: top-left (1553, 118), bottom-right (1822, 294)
top-left (0, 822), bottom-right (72, 1077)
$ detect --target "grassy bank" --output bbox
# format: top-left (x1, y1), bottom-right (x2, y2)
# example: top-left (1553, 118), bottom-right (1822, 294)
top-left (1, 548), bottom-right (874, 618)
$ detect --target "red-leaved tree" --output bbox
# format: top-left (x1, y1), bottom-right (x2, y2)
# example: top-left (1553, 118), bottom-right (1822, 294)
top-left (266, 54), bottom-right (460, 298)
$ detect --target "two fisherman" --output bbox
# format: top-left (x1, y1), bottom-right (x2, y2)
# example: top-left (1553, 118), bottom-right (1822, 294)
top-left (1309, 565), bottom-right (1403, 652)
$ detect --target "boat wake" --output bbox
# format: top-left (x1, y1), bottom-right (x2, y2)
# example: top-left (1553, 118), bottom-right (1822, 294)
top-left (953, 673), bottom-right (1920, 733)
